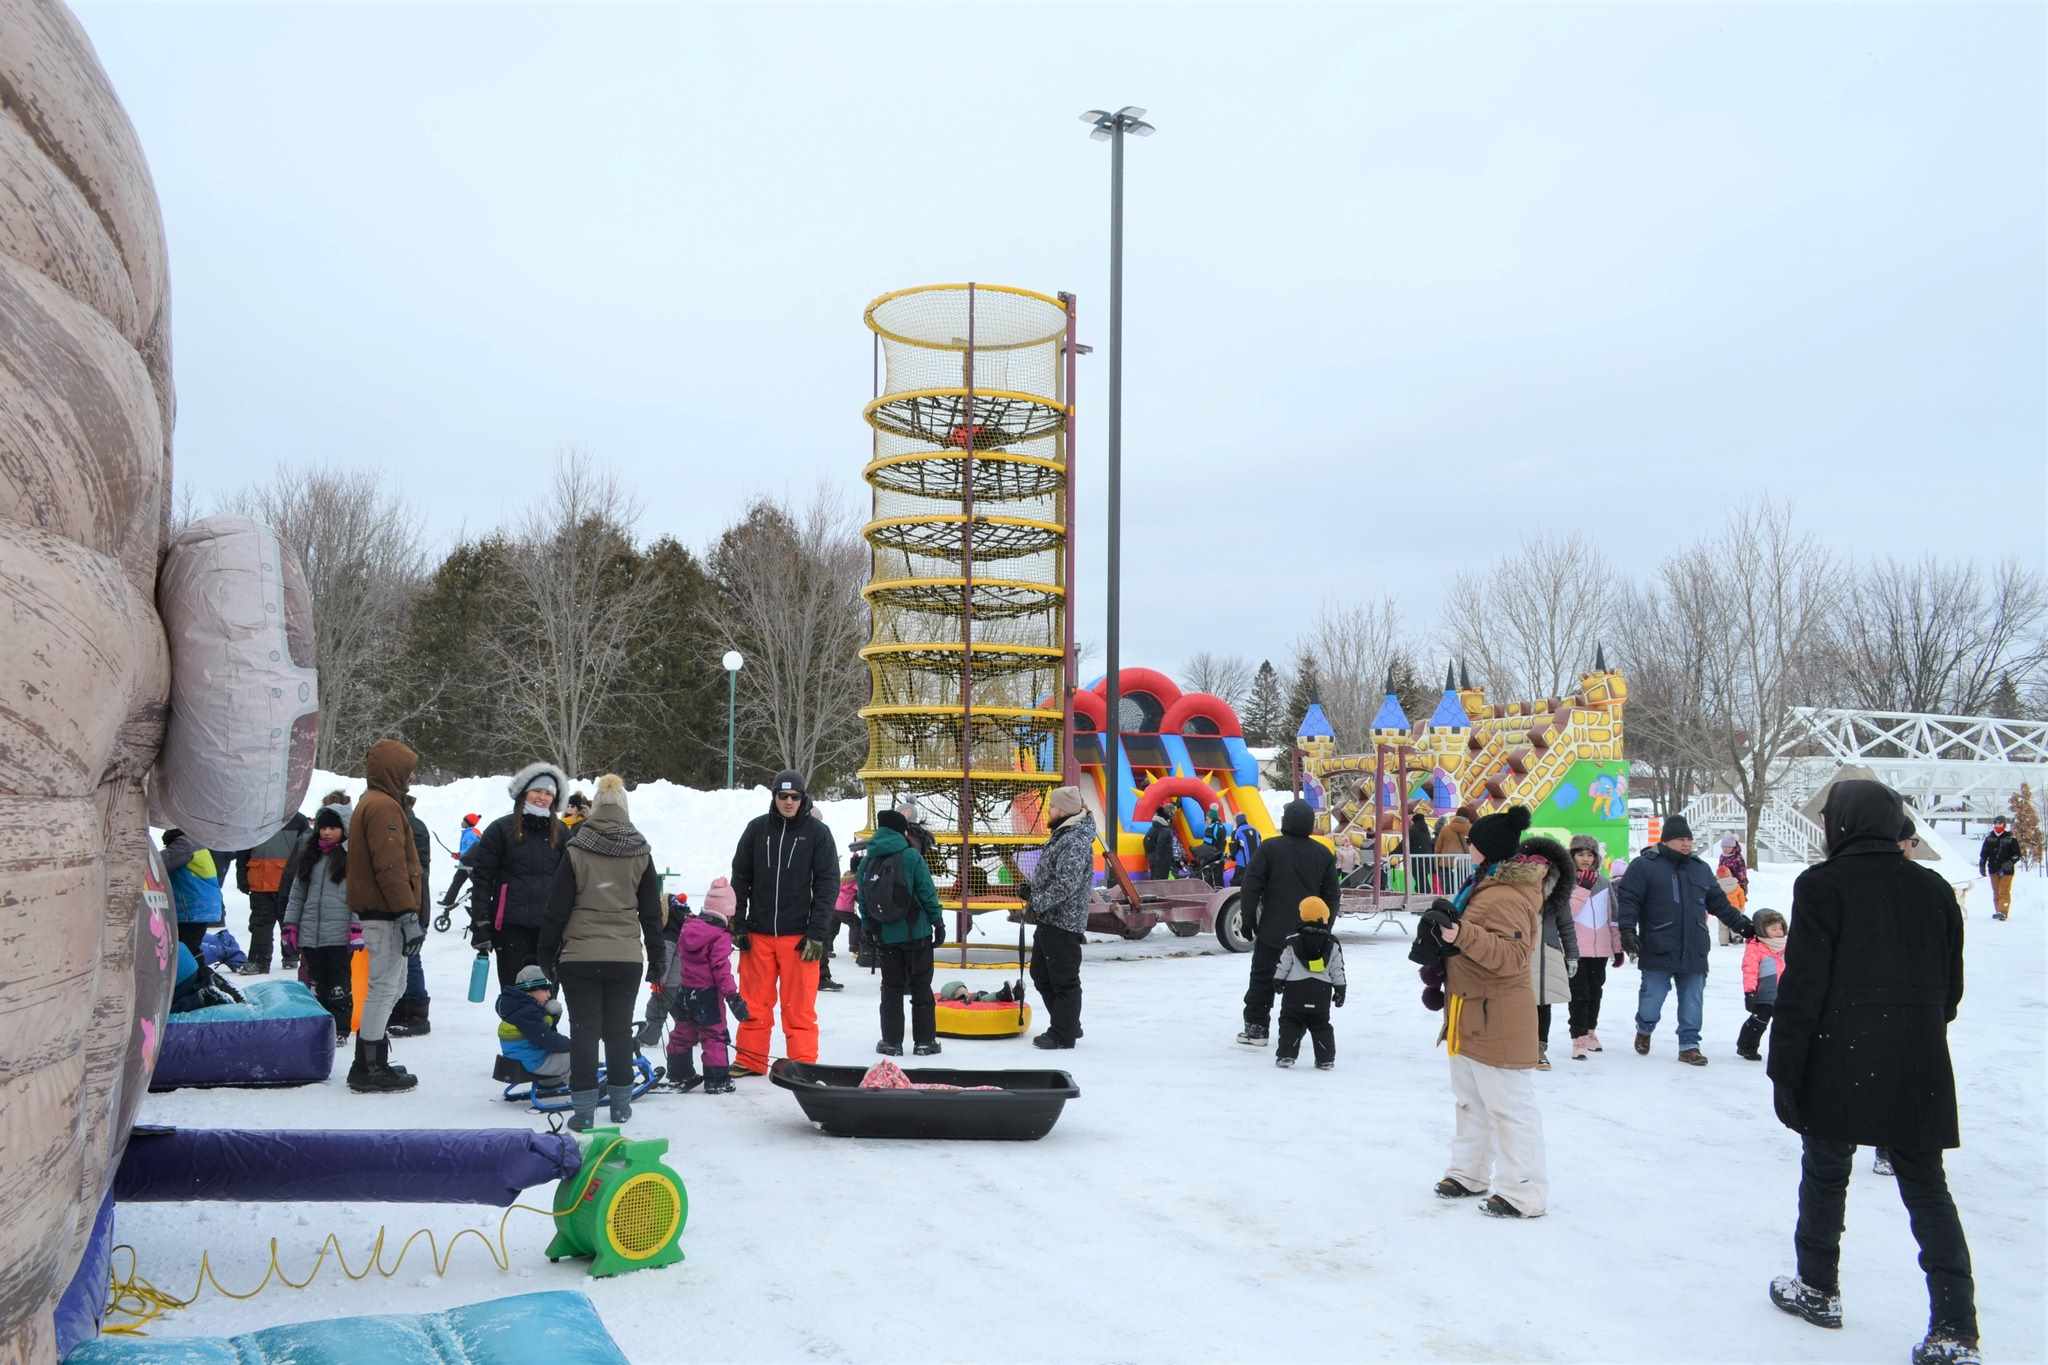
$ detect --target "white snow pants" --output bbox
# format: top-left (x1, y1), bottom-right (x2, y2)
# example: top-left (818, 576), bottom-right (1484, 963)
top-left (1446, 1054), bottom-right (1549, 1216)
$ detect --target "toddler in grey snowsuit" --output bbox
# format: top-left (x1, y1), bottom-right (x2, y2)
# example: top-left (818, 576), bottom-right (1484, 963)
top-left (1271, 895), bottom-right (1346, 1069)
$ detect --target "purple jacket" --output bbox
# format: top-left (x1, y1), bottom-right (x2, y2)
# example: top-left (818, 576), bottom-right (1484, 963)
top-left (661, 914), bottom-right (739, 997)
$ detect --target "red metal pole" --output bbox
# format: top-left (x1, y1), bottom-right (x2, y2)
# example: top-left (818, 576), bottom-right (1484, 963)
top-left (957, 284), bottom-right (977, 957)
top-left (1060, 292), bottom-right (1079, 790)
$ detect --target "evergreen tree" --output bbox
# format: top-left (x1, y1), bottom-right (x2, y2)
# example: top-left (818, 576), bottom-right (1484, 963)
top-left (598, 535), bottom-right (725, 787)
top-left (1387, 651), bottom-right (1435, 727)
top-left (1284, 646), bottom-right (1322, 739)
top-left (2010, 783), bottom-right (2044, 866)
top-left (399, 536), bottom-right (518, 780)
top-left (1243, 659), bottom-right (1284, 746)
top-left (1989, 672), bottom-right (2026, 719)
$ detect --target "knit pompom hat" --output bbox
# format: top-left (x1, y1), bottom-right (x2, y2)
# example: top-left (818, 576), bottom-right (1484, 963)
top-left (1298, 895), bottom-right (1331, 924)
top-left (701, 877), bottom-right (737, 925)
top-left (1468, 805), bottom-right (1532, 863)
top-left (590, 773), bottom-right (629, 819)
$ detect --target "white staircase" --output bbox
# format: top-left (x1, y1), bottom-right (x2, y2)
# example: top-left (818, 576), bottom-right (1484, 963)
top-left (1680, 793), bottom-right (1827, 864)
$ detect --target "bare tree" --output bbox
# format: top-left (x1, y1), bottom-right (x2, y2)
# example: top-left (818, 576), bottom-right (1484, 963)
top-left (224, 465), bottom-right (430, 771)
top-left (1298, 596), bottom-right (1402, 749)
top-left (1183, 651), bottom-right (1254, 706)
top-left (1441, 532), bottom-right (1620, 701)
top-left (703, 486), bottom-right (868, 787)
top-left (1829, 556), bottom-right (2048, 716)
top-left (1682, 501), bottom-right (1841, 850)
top-left (481, 449), bottom-right (664, 778)
top-left (1613, 556), bottom-right (1722, 815)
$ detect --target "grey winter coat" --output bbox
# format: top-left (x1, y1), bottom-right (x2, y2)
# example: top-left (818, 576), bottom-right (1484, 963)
top-left (1027, 811), bottom-right (1097, 934)
top-left (284, 846), bottom-right (354, 949)
top-left (1524, 837), bottom-right (1579, 1006)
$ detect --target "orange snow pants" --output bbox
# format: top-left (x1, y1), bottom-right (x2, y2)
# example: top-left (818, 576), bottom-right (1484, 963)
top-left (736, 933), bottom-right (819, 1069)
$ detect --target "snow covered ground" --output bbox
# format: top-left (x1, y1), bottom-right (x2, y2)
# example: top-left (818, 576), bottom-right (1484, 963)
top-left (123, 774), bottom-right (2048, 1364)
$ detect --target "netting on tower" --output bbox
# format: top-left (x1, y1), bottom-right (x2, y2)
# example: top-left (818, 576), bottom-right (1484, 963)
top-left (860, 284), bottom-right (1073, 913)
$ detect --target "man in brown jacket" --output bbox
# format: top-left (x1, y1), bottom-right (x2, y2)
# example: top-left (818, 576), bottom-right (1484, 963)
top-left (1435, 806), bottom-right (1549, 1218)
top-left (346, 738), bottom-right (425, 1093)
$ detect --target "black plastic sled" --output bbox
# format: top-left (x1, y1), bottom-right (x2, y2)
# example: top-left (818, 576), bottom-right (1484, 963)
top-left (769, 1059), bottom-right (1080, 1141)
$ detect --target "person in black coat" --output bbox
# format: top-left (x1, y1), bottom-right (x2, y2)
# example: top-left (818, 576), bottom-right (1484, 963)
top-left (729, 769), bottom-right (840, 1071)
top-left (466, 761), bottom-right (571, 991)
top-left (1142, 809), bottom-right (1176, 880)
top-left (1765, 780), bottom-right (1977, 1364)
top-left (1976, 818), bottom-right (2021, 920)
top-left (390, 795), bottom-right (435, 1036)
top-left (1613, 815), bottom-right (1754, 1064)
top-left (1235, 799), bottom-right (1339, 1047)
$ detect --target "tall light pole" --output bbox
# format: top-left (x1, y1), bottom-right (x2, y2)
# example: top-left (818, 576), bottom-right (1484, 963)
top-left (1080, 106), bottom-right (1154, 822)
top-left (722, 650), bottom-right (744, 788)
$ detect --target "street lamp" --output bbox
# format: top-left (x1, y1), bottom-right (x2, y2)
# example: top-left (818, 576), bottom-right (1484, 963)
top-left (722, 650), bottom-right (744, 788)
top-left (1078, 105), bottom-right (1154, 795)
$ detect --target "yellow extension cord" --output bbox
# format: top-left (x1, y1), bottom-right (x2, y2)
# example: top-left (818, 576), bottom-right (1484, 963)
top-left (102, 1138), bottom-right (626, 1338)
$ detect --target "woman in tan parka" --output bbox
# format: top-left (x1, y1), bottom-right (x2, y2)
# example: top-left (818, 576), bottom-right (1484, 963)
top-left (1436, 806), bottom-right (1551, 1218)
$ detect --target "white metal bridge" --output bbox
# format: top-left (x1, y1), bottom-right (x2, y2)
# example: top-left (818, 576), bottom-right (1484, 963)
top-left (1784, 707), bottom-right (2048, 818)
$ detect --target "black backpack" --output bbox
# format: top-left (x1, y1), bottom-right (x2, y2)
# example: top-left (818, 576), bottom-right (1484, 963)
top-left (859, 850), bottom-right (917, 926)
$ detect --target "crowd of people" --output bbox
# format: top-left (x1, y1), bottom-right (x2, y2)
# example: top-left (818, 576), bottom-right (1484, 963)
top-left (158, 749), bottom-right (1997, 1363)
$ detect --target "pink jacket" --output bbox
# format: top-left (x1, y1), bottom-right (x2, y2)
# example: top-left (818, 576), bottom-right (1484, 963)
top-left (1741, 937), bottom-right (1786, 995)
top-left (665, 914), bottom-right (739, 996)
top-left (1570, 879), bottom-right (1620, 958)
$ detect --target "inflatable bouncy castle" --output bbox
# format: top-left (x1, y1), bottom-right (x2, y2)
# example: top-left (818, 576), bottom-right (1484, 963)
top-left (0, 3), bottom-right (318, 1356)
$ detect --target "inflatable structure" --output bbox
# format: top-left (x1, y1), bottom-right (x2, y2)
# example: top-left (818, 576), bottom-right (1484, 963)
top-left (65, 1290), bottom-right (631, 1365)
top-left (148, 981), bottom-right (337, 1091)
top-left (1, 4), bottom-right (318, 1356)
top-left (1301, 660), bottom-right (1629, 859)
top-left (1069, 668), bottom-right (1278, 879)
top-left (857, 284), bottom-right (1078, 917)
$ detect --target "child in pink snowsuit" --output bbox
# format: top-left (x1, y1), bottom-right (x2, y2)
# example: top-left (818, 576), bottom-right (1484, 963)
top-left (659, 877), bottom-right (750, 1094)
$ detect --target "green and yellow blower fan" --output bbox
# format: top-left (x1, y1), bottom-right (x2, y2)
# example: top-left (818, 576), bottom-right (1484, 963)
top-left (546, 1128), bottom-right (687, 1277)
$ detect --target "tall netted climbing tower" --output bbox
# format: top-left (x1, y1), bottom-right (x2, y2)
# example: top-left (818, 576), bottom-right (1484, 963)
top-left (860, 284), bottom-right (1077, 924)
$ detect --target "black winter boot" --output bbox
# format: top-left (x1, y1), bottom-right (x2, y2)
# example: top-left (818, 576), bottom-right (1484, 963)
top-left (328, 987), bottom-right (352, 1042)
top-left (702, 1068), bottom-right (734, 1095)
top-left (1236, 1024), bottom-right (1269, 1047)
top-left (1912, 1331), bottom-right (1982, 1364)
top-left (348, 1039), bottom-right (417, 1093)
top-left (1768, 1275), bottom-right (1843, 1330)
top-left (608, 1083), bottom-right (635, 1124)
top-left (566, 1088), bottom-right (602, 1130)
top-left (913, 1041), bottom-right (942, 1057)
top-left (387, 999), bottom-right (431, 1038)
top-left (817, 961), bottom-right (844, 992)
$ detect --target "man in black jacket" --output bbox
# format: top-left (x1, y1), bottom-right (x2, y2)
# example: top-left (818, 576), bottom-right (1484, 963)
top-left (730, 769), bottom-right (839, 1073)
top-left (1236, 799), bottom-right (1339, 1046)
top-left (1766, 780), bottom-right (1977, 1365)
top-left (1976, 817), bottom-right (2021, 920)
top-left (1613, 815), bottom-right (1755, 1065)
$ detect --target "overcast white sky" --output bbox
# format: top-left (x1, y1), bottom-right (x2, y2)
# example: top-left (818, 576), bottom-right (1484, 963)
top-left (76, 1), bottom-right (2046, 678)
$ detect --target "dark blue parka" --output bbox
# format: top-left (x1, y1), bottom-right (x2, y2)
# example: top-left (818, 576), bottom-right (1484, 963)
top-left (1614, 843), bottom-right (1751, 975)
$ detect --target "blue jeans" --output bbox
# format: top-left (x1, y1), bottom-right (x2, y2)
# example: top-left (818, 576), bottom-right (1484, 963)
top-left (1635, 969), bottom-right (1705, 1049)
top-left (401, 950), bottom-right (429, 1005)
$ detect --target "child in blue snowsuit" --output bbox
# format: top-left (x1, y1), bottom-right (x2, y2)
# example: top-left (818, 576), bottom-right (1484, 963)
top-left (496, 962), bottom-right (572, 1084)
top-left (161, 829), bottom-right (225, 959)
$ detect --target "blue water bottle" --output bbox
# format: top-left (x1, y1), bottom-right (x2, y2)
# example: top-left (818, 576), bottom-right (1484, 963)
top-left (467, 951), bottom-right (492, 1003)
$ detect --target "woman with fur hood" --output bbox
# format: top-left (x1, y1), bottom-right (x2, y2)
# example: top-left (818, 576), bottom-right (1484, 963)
top-left (1524, 835), bottom-right (1580, 1070)
top-left (1434, 806), bottom-right (1551, 1218)
top-left (466, 760), bottom-right (571, 991)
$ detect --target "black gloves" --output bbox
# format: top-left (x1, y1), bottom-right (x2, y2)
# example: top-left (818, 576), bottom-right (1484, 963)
top-left (1619, 928), bottom-right (1641, 962)
top-left (1333, 985), bottom-right (1347, 1008)
top-left (1773, 1081), bottom-right (1803, 1132)
top-left (400, 914), bottom-right (426, 957)
top-left (932, 921), bottom-right (946, 948)
top-left (799, 938), bottom-right (827, 964)
top-left (1738, 915), bottom-right (1758, 941)
top-left (727, 992), bottom-right (750, 1022)
top-left (731, 931), bottom-right (749, 954)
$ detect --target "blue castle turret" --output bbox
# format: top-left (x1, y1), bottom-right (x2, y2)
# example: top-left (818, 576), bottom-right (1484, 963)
top-left (1370, 666), bottom-right (1408, 734)
top-left (1428, 662), bottom-right (1471, 730)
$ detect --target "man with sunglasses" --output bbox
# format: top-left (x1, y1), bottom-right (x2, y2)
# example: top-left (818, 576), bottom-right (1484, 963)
top-left (729, 770), bottom-right (840, 1073)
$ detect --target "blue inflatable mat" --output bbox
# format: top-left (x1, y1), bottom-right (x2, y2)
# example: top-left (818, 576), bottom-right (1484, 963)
top-left (149, 980), bottom-right (335, 1091)
top-left (65, 1290), bottom-right (629, 1364)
